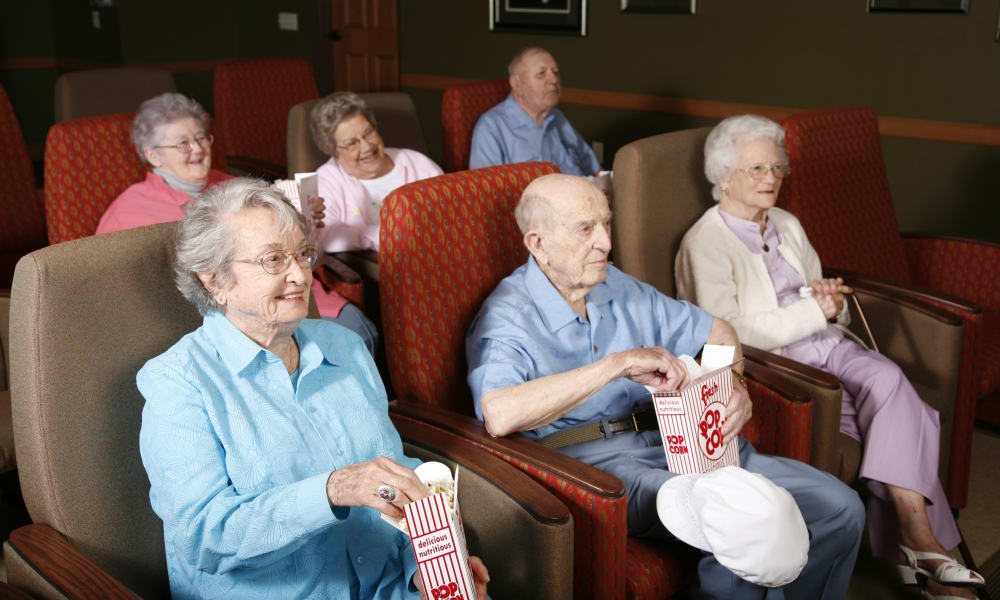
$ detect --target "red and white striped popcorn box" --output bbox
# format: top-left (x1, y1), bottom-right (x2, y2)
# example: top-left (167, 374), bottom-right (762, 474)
top-left (651, 363), bottom-right (740, 474)
top-left (402, 469), bottom-right (478, 600)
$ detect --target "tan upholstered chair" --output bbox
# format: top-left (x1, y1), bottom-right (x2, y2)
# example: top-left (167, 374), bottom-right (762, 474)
top-left (54, 67), bottom-right (176, 122)
top-left (286, 92), bottom-right (429, 176)
top-left (0, 289), bottom-right (13, 474)
top-left (4, 223), bottom-right (572, 599)
top-left (611, 127), bottom-right (964, 485)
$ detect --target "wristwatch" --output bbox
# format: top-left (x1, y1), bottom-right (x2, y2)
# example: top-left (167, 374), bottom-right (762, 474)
top-left (731, 369), bottom-right (748, 389)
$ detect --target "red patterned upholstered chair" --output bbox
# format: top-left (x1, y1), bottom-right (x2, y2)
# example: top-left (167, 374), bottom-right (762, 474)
top-left (381, 162), bottom-right (828, 599)
top-left (779, 106), bottom-right (994, 509)
top-left (0, 83), bottom-right (46, 288)
top-left (441, 79), bottom-right (509, 172)
top-left (214, 58), bottom-right (319, 180)
top-left (43, 113), bottom-right (227, 244)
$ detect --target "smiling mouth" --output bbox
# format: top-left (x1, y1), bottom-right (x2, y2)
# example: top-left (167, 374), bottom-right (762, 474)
top-left (277, 292), bottom-right (304, 301)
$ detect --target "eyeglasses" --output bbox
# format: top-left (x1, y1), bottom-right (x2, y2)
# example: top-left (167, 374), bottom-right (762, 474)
top-left (233, 245), bottom-right (319, 275)
top-left (154, 133), bottom-right (214, 155)
top-left (335, 127), bottom-right (380, 153)
top-left (735, 163), bottom-right (791, 180)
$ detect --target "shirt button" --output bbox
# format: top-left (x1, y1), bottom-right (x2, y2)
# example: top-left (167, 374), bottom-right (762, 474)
top-left (356, 555), bottom-right (365, 565)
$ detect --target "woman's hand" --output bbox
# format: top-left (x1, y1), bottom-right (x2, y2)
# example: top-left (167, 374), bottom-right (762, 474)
top-left (415, 556), bottom-right (490, 600)
top-left (325, 456), bottom-right (430, 519)
top-left (310, 196), bottom-right (326, 228)
top-left (810, 277), bottom-right (852, 319)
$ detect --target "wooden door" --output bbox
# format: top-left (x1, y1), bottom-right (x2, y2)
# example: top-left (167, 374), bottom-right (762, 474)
top-left (330, 0), bottom-right (399, 92)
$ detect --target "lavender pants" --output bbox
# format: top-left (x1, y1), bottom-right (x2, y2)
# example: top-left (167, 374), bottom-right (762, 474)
top-left (819, 339), bottom-right (960, 559)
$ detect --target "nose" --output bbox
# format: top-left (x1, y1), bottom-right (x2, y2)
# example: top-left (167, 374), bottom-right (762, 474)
top-left (594, 223), bottom-right (612, 252)
top-left (285, 256), bottom-right (310, 285)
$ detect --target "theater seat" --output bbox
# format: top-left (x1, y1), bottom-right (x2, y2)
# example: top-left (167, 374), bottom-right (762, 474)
top-left (779, 106), bottom-right (992, 509)
top-left (440, 79), bottom-right (509, 172)
top-left (4, 222), bottom-right (573, 600)
top-left (54, 67), bottom-right (176, 122)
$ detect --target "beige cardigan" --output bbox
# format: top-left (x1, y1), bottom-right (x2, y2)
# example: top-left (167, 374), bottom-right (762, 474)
top-left (675, 205), bottom-right (849, 354)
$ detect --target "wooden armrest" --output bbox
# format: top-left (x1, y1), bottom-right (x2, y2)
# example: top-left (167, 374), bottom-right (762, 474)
top-left (390, 413), bottom-right (569, 524)
top-left (827, 268), bottom-right (980, 316)
top-left (225, 155), bottom-right (286, 181)
top-left (315, 254), bottom-right (362, 286)
top-left (743, 345), bottom-right (840, 392)
top-left (901, 232), bottom-right (1000, 251)
top-left (6, 524), bottom-right (140, 599)
top-left (389, 401), bottom-right (625, 498)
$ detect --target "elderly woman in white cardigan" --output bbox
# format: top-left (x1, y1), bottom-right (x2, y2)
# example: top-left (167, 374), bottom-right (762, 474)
top-left (675, 114), bottom-right (982, 600)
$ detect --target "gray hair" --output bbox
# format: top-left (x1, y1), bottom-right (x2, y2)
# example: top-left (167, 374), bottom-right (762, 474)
top-left (309, 91), bottom-right (378, 157)
top-left (508, 47), bottom-right (549, 77)
top-left (514, 189), bottom-right (555, 235)
top-left (131, 93), bottom-right (210, 166)
top-left (704, 114), bottom-right (788, 201)
top-left (174, 178), bottom-right (309, 316)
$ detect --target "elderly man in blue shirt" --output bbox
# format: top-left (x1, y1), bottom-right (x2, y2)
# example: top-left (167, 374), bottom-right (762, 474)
top-left (466, 173), bottom-right (864, 599)
top-left (469, 47), bottom-right (601, 176)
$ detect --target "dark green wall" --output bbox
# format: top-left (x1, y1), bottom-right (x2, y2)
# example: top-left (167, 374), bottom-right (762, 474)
top-left (400, 1), bottom-right (1000, 241)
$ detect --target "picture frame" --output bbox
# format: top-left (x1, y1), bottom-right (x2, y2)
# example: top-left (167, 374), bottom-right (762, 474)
top-left (867, 0), bottom-right (970, 13)
top-left (490, 0), bottom-right (588, 36)
top-left (620, 0), bottom-right (696, 14)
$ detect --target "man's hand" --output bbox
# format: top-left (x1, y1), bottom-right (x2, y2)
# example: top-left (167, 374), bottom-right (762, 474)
top-left (325, 456), bottom-right (430, 519)
top-left (618, 347), bottom-right (690, 392)
top-left (721, 377), bottom-right (752, 444)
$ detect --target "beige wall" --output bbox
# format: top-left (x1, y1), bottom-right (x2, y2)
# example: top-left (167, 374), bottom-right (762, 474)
top-left (400, 1), bottom-right (1000, 241)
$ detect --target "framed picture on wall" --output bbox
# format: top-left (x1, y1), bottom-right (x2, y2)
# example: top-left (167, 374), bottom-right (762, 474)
top-left (621, 0), bottom-right (696, 13)
top-left (490, 0), bottom-right (588, 36)
top-left (868, 0), bottom-right (969, 12)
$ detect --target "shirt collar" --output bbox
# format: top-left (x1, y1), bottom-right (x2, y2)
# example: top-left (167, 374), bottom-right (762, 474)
top-left (201, 311), bottom-right (340, 375)
top-left (501, 94), bottom-right (556, 130)
top-left (524, 256), bottom-right (616, 333)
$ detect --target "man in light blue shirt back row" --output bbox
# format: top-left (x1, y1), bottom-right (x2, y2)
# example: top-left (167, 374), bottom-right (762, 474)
top-left (469, 47), bottom-right (601, 176)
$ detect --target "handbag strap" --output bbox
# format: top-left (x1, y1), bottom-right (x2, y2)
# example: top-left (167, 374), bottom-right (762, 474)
top-left (849, 292), bottom-right (880, 353)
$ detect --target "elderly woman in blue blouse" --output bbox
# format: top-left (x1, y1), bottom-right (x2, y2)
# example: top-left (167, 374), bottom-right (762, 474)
top-left (137, 179), bottom-right (488, 600)
top-left (675, 115), bottom-right (982, 600)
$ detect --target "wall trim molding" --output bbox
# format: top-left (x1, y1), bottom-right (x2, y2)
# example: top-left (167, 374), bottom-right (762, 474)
top-left (401, 73), bottom-right (1000, 147)
top-left (0, 57), bottom-right (224, 74)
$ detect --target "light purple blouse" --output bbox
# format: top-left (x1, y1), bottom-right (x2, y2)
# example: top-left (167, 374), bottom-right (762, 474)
top-left (717, 209), bottom-right (843, 367)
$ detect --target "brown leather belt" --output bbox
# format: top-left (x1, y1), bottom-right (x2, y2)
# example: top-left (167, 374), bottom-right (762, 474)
top-left (538, 406), bottom-right (658, 449)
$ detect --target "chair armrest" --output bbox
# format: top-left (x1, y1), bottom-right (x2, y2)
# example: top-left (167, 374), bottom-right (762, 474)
top-left (314, 254), bottom-right (364, 308)
top-left (390, 413), bottom-right (569, 524)
top-left (828, 268), bottom-right (981, 316)
top-left (225, 155), bottom-right (285, 181)
top-left (390, 400), bottom-right (627, 596)
top-left (5, 523), bottom-right (140, 599)
top-left (743, 345), bottom-right (845, 478)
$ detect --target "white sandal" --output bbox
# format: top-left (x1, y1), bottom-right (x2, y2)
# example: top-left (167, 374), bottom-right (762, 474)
top-left (921, 591), bottom-right (981, 600)
top-left (900, 544), bottom-right (986, 588)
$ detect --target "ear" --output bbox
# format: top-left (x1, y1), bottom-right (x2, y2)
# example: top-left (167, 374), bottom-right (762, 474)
top-left (143, 147), bottom-right (162, 168)
top-left (508, 73), bottom-right (520, 95)
top-left (523, 231), bottom-right (547, 265)
top-left (197, 271), bottom-right (227, 305)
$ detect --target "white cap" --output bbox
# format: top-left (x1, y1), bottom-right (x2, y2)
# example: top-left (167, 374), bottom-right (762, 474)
top-left (656, 466), bottom-right (809, 587)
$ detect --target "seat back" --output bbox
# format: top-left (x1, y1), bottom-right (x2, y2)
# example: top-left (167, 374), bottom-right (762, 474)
top-left (286, 92), bottom-right (428, 177)
top-left (779, 106), bottom-right (911, 283)
top-left (54, 67), bottom-right (176, 122)
top-left (10, 223), bottom-right (198, 598)
top-left (214, 58), bottom-right (319, 171)
top-left (611, 128), bottom-right (714, 297)
top-left (441, 79), bottom-right (509, 172)
top-left (0, 83), bottom-right (47, 285)
top-left (380, 162), bottom-right (557, 412)
top-left (43, 113), bottom-right (228, 244)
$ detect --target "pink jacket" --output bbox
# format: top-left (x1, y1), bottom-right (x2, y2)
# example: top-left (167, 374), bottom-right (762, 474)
top-left (96, 170), bottom-right (349, 318)
top-left (315, 148), bottom-right (443, 252)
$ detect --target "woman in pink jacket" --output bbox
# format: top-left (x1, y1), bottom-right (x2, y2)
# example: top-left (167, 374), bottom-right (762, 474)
top-left (97, 93), bottom-right (378, 354)
top-left (310, 92), bottom-right (443, 253)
